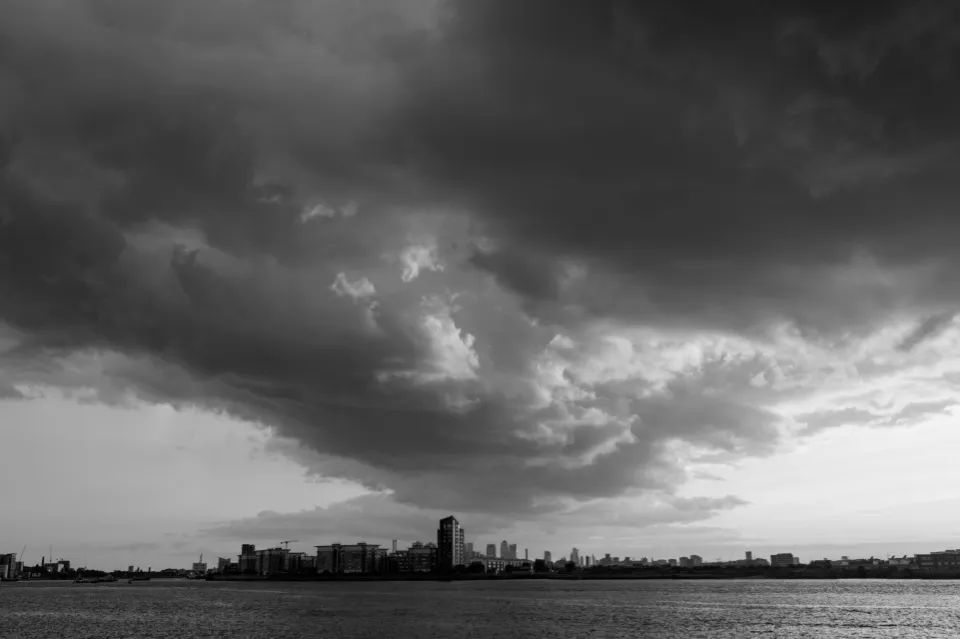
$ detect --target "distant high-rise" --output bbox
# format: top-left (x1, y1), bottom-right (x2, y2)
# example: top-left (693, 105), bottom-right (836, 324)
top-left (392, 540), bottom-right (398, 553)
top-left (437, 516), bottom-right (465, 571)
top-left (508, 543), bottom-right (517, 559)
top-left (544, 551), bottom-right (552, 562)
top-left (570, 547), bottom-right (580, 564)
top-left (690, 555), bottom-right (703, 566)
top-left (241, 544), bottom-right (255, 556)
top-left (486, 544), bottom-right (496, 558)
top-left (524, 548), bottom-right (528, 560)
top-left (746, 551), bottom-right (753, 562)
top-left (500, 540), bottom-right (509, 558)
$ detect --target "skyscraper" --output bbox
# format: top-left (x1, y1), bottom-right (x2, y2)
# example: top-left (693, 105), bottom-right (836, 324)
top-left (500, 540), bottom-right (509, 558)
top-left (466, 542), bottom-right (474, 558)
top-left (437, 516), bottom-right (465, 571)
top-left (508, 543), bottom-right (517, 559)
top-left (486, 544), bottom-right (496, 558)
top-left (571, 547), bottom-right (580, 564)
top-left (746, 551), bottom-right (753, 562)
top-left (544, 551), bottom-right (552, 562)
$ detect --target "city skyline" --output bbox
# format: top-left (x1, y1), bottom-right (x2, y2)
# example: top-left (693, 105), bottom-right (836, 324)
top-left (6, 0), bottom-right (960, 574)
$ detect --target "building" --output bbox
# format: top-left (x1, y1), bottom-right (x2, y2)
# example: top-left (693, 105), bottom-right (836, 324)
top-left (770, 553), bottom-right (797, 568)
top-left (0, 554), bottom-right (16, 579)
top-left (284, 552), bottom-right (307, 573)
top-left (409, 542), bottom-right (437, 572)
top-left (465, 542), bottom-right (474, 558)
top-left (238, 545), bottom-right (258, 574)
top-left (217, 557), bottom-right (232, 573)
top-left (253, 548), bottom-right (288, 575)
top-left (316, 543), bottom-right (382, 574)
top-left (570, 548), bottom-right (580, 564)
top-left (192, 561), bottom-right (208, 573)
top-left (500, 540), bottom-right (509, 559)
top-left (544, 551), bottom-right (552, 562)
top-left (915, 550), bottom-right (960, 570)
top-left (508, 544), bottom-right (518, 560)
top-left (486, 544), bottom-right (497, 558)
top-left (472, 557), bottom-right (530, 574)
top-left (679, 557), bottom-right (690, 567)
top-left (388, 541), bottom-right (437, 573)
top-left (690, 555), bottom-right (703, 567)
top-left (746, 551), bottom-right (753, 562)
top-left (437, 516), bottom-right (465, 571)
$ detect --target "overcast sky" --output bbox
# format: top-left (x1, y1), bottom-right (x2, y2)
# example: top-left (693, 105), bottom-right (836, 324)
top-left (4, 0), bottom-right (960, 571)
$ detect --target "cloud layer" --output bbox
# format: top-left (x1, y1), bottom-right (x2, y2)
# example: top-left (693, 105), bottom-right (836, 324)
top-left (3, 0), bottom-right (960, 534)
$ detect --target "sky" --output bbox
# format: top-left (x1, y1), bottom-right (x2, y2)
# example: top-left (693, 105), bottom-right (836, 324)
top-left (3, 0), bottom-right (960, 570)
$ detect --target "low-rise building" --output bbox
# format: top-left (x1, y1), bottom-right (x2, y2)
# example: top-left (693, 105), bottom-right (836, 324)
top-left (0, 554), bottom-right (18, 579)
top-left (388, 541), bottom-right (437, 573)
top-left (770, 553), bottom-right (798, 568)
top-left (915, 550), bottom-right (960, 570)
top-left (254, 548), bottom-right (289, 575)
top-left (316, 542), bottom-right (383, 574)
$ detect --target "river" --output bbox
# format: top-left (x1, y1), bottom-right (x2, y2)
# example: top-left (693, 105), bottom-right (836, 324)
top-left (2, 578), bottom-right (959, 637)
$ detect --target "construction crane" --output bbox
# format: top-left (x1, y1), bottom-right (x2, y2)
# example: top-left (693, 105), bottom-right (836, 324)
top-left (280, 540), bottom-right (298, 550)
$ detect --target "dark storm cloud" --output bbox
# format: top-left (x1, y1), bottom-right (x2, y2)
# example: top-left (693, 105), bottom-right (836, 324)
top-left (394, 0), bottom-right (960, 332)
top-left (2, 0), bottom-right (954, 520)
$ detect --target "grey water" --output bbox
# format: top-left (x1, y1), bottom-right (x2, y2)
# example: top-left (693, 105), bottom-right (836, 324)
top-left (3, 578), bottom-right (959, 638)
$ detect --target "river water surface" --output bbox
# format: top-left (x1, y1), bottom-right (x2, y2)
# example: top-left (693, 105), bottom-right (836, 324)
top-left (3, 578), bottom-right (960, 638)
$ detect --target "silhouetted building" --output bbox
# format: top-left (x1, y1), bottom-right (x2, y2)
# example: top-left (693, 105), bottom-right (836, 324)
top-left (916, 550), bottom-right (960, 570)
top-left (437, 516), bottom-right (465, 571)
top-left (388, 541), bottom-right (437, 573)
top-left (252, 548), bottom-right (287, 575)
top-left (486, 544), bottom-right (496, 558)
top-left (465, 542), bottom-right (474, 558)
top-left (0, 554), bottom-right (16, 579)
top-left (238, 544), bottom-right (258, 573)
top-left (690, 555), bottom-right (703, 567)
top-left (746, 551), bottom-right (753, 562)
top-left (316, 543), bottom-right (382, 574)
top-left (570, 548), bottom-right (580, 564)
top-left (508, 544), bottom-right (518, 560)
top-left (500, 540), bottom-right (509, 558)
top-left (544, 551), bottom-right (552, 562)
top-left (770, 553), bottom-right (797, 567)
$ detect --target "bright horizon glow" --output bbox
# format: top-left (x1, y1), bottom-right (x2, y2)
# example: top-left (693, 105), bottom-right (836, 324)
top-left (5, 394), bottom-right (959, 570)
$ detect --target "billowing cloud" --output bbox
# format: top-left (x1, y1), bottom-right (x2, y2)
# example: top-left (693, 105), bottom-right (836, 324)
top-left (3, 0), bottom-right (960, 542)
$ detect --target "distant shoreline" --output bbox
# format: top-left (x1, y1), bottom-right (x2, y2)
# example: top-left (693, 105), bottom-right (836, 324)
top-left (13, 571), bottom-right (960, 584)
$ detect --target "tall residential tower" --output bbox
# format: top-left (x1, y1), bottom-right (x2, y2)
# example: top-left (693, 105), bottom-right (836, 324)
top-left (437, 516), bottom-right (465, 571)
